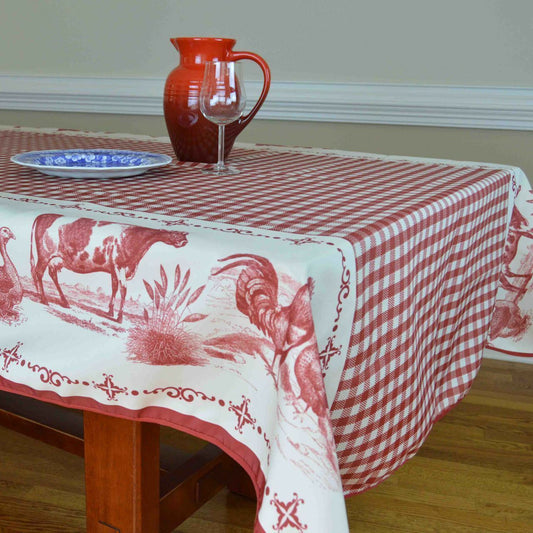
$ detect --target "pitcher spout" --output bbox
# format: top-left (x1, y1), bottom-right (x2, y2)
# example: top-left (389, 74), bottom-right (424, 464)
top-left (170, 37), bottom-right (236, 66)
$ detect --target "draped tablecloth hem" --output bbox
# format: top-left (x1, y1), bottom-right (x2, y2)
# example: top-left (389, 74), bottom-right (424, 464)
top-left (0, 374), bottom-right (269, 532)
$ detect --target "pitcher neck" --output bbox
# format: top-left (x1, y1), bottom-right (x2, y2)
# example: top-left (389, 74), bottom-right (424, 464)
top-left (171, 37), bottom-right (236, 67)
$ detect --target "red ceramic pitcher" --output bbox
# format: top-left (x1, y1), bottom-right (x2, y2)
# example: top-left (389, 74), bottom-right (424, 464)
top-left (164, 37), bottom-right (271, 163)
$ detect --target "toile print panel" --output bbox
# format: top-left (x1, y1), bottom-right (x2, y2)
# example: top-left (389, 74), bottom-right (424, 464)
top-left (487, 179), bottom-right (533, 356)
top-left (0, 192), bottom-right (355, 533)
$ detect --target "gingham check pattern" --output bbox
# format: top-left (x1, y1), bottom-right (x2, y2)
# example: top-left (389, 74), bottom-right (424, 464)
top-left (0, 127), bottom-right (513, 495)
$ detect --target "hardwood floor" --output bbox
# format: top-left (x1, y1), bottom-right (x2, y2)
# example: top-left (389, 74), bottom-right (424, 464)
top-left (0, 357), bottom-right (531, 532)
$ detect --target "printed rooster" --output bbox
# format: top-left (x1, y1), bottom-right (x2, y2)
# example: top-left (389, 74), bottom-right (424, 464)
top-left (214, 254), bottom-right (329, 423)
top-left (215, 254), bottom-right (339, 473)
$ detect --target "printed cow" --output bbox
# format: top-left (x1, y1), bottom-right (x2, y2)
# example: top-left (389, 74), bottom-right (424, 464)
top-left (31, 214), bottom-right (188, 322)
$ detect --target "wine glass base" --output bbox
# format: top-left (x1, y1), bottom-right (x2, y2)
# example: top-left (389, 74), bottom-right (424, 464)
top-left (201, 164), bottom-right (240, 176)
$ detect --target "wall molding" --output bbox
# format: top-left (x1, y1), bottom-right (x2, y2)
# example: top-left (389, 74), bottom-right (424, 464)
top-left (1, 75), bottom-right (532, 131)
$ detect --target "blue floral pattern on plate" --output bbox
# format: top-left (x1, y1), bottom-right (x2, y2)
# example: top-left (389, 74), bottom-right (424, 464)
top-left (11, 149), bottom-right (172, 178)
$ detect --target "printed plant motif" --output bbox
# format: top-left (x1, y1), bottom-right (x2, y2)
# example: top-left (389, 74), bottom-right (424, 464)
top-left (127, 264), bottom-right (207, 365)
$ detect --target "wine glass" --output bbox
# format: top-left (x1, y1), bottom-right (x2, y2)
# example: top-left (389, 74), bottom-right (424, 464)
top-left (199, 61), bottom-right (246, 175)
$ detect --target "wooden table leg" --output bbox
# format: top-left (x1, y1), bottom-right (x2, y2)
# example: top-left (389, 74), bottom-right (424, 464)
top-left (84, 411), bottom-right (160, 533)
top-left (227, 459), bottom-right (257, 501)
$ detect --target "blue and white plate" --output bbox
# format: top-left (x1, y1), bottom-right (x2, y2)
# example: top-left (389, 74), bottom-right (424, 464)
top-left (11, 149), bottom-right (172, 178)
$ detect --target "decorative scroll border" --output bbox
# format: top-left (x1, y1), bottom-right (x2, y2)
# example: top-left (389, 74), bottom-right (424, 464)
top-left (0, 342), bottom-right (271, 446)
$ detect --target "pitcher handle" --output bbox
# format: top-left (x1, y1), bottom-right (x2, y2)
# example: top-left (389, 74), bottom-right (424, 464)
top-left (228, 51), bottom-right (271, 127)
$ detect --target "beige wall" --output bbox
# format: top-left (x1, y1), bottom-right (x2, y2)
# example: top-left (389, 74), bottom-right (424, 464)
top-left (1, 1), bottom-right (532, 175)
top-left (2, 0), bottom-right (532, 85)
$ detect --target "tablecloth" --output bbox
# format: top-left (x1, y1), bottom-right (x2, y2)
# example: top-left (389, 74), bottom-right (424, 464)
top-left (0, 126), bottom-right (531, 533)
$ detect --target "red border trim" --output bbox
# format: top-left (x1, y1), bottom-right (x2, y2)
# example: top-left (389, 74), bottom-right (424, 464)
top-left (486, 345), bottom-right (533, 358)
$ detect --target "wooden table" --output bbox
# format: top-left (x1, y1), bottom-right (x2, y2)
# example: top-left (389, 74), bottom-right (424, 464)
top-left (1, 126), bottom-right (531, 532)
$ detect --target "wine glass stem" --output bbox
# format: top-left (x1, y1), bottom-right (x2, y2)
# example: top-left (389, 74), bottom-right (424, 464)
top-left (217, 124), bottom-right (225, 170)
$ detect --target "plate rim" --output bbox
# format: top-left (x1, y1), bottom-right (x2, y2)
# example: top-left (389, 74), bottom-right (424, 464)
top-left (10, 148), bottom-right (173, 171)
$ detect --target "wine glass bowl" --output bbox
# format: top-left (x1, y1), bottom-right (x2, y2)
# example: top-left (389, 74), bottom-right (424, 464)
top-left (199, 61), bottom-right (246, 174)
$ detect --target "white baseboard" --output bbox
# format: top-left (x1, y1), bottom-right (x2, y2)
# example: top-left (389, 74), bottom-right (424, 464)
top-left (1, 75), bottom-right (532, 131)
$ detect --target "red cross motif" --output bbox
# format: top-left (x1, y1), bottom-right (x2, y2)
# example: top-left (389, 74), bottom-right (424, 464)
top-left (1, 342), bottom-right (23, 373)
top-left (319, 336), bottom-right (341, 373)
top-left (93, 374), bottom-right (127, 401)
top-left (271, 492), bottom-right (308, 532)
top-left (287, 236), bottom-right (322, 246)
top-left (228, 396), bottom-right (256, 433)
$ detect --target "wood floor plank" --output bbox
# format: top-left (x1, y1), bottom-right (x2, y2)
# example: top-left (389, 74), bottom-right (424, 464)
top-left (348, 491), bottom-right (531, 533)
top-left (464, 390), bottom-right (533, 412)
top-left (393, 457), bottom-right (533, 501)
top-left (0, 495), bottom-right (86, 532)
top-left (381, 472), bottom-right (533, 521)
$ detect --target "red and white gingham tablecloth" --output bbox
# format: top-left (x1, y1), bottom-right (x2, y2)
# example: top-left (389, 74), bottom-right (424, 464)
top-left (0, 127), bottom-right (531, 533)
